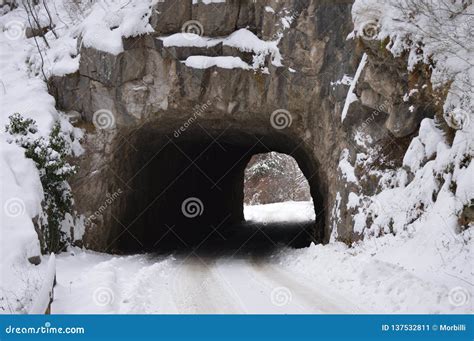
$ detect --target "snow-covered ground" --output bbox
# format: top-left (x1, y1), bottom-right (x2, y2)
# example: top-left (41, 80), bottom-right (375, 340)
top-left (51, 250), bottom-right (362, 314)
top-left (0, 0), bottom-right (472, 315)
top-left (244, 201), bottom-right (315, 223)
top-left (49, 202), bottom-right (471, 314)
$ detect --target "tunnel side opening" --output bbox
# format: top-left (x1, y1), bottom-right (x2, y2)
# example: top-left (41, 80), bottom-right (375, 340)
top-left (111, 123), bottom-right (325, 254)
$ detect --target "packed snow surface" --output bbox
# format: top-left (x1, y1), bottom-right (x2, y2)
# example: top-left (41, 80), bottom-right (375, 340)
top-left (50, 202), bottom-right (472, 314)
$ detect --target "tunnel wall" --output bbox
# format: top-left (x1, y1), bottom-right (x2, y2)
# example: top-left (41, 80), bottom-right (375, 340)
top-left (49, 0), bottom-right (425, 251)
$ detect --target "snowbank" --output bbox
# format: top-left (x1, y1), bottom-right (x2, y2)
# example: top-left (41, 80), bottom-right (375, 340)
top-left (341, 0), bottom-right (474, 312)
top-left (273, 239), bottom-right (472, 313)
top-left (29, 253), bottom-right (55, 314)
top-left (79, 0), bottom-right (154, 55)
top-left (0, 1), bottom-right (82, 313)
top-left (0, 142), bottom-right (43, 301)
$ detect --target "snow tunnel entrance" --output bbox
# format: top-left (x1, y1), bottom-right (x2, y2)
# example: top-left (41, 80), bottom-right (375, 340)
top-left (112, 124), bottom-right (324, 254)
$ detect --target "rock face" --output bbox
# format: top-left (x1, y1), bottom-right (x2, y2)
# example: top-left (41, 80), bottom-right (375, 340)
top-left (244, 152), bottom-right (311, 205)
top-left (49, 0), bottom-right (432, 251)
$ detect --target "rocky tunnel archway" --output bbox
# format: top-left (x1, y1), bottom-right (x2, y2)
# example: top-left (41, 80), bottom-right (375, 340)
top-left (106, 120), bottom-right (326, 253)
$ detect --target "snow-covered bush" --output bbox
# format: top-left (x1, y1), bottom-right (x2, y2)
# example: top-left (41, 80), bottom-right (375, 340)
top-left (5, 113), bottom-right (77, 253)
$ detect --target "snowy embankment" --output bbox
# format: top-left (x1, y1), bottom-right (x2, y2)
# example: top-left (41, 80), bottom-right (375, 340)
top-left (335, 0), bottom-right (474, 312)
top-left (0, 1), bottom-right (81, 313)
top-left (29, 253), bottom-right (55, 314)
top-left (0, 11), bottom-right (52, 313)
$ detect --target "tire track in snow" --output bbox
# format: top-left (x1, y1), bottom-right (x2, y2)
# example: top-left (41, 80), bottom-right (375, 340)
top-left (117, 257), bottom-right (179, 314)
top-left (54, 252), bottom-right (364, 314)
top-left (170, 257), bottom-right (242, 313)
top-left (250, 259), bottom-right (364, 313)
top-left (213, 258), bottom-right (317, 313)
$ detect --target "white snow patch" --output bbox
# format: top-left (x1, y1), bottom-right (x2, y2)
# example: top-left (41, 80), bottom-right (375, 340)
top-left (341, 53), bottom-right (367, 122)
top-left (160, 34), bottom-right (223, 48)
top-left (274, 237), bottom-right (472, 314)
top-left (79, 0), bottom-right (154, 55)
top-left (338, 149), bottom-right (359, 184)
top-left (265, 6), bottom-right (275, 13)
top-left (244, 201), bottom-right (315, 223)
top-left (193, 0), bottom-right (226, 4)
top-left (184, 56), bottom-right (250, 70)
top-left (160, 28), bottom-right (283, 70)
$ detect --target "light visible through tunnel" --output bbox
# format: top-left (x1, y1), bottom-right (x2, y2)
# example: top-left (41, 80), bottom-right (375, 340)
top-left (243, 152), bottom-right (316, 249)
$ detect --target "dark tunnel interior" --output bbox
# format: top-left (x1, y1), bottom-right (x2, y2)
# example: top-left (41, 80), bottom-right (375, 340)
top-left (111, 123), bottom-right (324, 255)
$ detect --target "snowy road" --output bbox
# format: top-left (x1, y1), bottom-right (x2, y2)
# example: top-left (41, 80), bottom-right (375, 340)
top-left (52, 251), bottom-right (362, 314)
top-left (49, 202), bottom-right (471, 314)
top-left (53, 202), bottom-right (351, 314)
